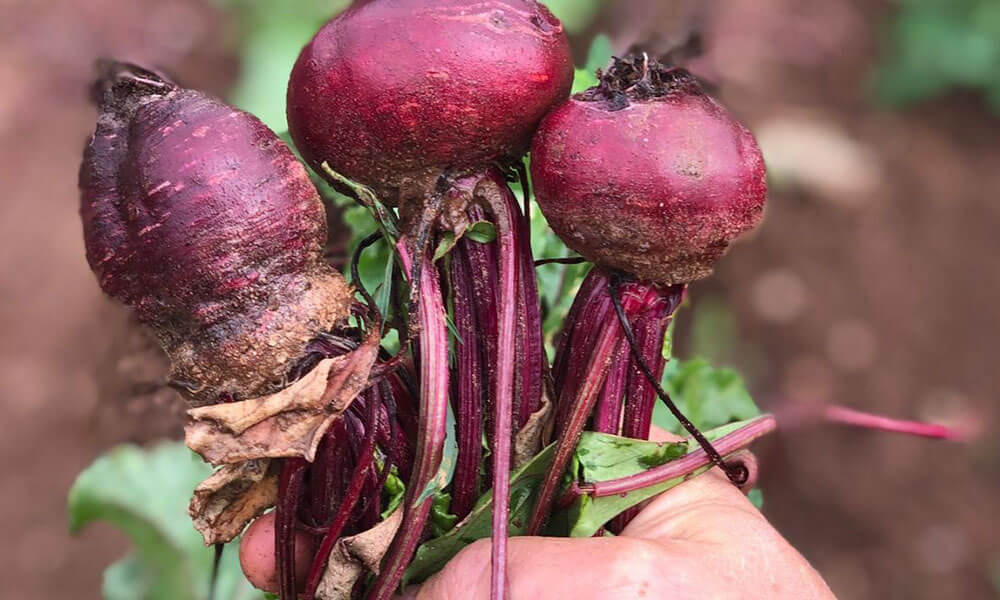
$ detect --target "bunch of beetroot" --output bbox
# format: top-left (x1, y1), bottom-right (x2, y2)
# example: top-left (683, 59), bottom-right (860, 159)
top-left (79, 3), bottom-right (960, 600)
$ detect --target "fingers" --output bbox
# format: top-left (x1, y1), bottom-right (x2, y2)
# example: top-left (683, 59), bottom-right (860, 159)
top-left (402, 535), bottom-right (710, 600)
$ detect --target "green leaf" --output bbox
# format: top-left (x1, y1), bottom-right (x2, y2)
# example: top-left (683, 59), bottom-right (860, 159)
top-left (661, 314), bottom-right (677, 360)
top-left (571, 68), bottom-right (600, 94)
top-left (433, 232), bottom-right (458, 263)
top-left (575, 435), bottom-right (689, 482)
top-left (403, 443), bottom-right (557, 586)
top-left (428, 493), bottom-right (459, 537)
top-left (375, 247), bottom-right (395, 325)
top-left (432, 221), bottom-right (497, 263)
top-left (381, 470), bottom-right (406, 521)
top-left (220, 1), bottom-right (351, 131)
top-left (542, 0), bottom-right (603, 34)
top-left (320, 163), bottom-right (399, 242)
top-left (69, 442), bottom-right (263, 600)
top-left (653, 358), bottom-right (761, 435)
top-left (415, 400), bottom-right (459, 505)
top-left (585, 34), bottom-right (614, 72)
top-left (405, 419), bottom-right (763, 582)
top-left (465, 221), bottom-right (497, 244)
top-left (564, 419), bottom-right (760, 537)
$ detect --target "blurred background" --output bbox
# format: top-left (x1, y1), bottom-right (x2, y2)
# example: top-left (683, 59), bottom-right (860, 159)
top-left (1, 0), bottom-right (998, 598)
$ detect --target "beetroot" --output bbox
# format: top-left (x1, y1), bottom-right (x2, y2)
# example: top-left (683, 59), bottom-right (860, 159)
top-left (287, 4), bottom-right (571, 598)
top-left (287, 0), bottom-right (573, 202)
top-left (526, 56), bottom-right (767, 533)
top-left (80, 63), bottom-right (351, 406)
top-left (531, 55), bottom-right (767, 286)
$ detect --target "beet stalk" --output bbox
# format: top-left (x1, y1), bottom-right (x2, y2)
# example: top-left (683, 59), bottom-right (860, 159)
top-left (367, 244), bottom-right (451, 600)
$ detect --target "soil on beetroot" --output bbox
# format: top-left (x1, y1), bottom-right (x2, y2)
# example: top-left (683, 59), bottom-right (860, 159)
top-left (1, 1), bottom-right (997, 599)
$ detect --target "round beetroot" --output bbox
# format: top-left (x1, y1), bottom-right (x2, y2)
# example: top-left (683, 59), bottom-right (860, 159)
top-left (287, 0), bottom-right (573, 202)
top-left (80, 63), bottom-right (351, 405)
top-left (531, 56), bottom-right (767, 285)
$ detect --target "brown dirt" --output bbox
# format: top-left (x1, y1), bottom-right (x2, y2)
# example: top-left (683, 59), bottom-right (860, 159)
top-left (1, 1), bottom-right (997, 599)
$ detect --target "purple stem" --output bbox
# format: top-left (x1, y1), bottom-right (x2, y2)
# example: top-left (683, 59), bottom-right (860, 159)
top-left (448, 242), bottom-right (485, 519)
top-left (591, 339), bottom-right (629, 434)
top-left (464, 208), bottom-right (499, 465)
top-left (822, 405), bottom-right (963, 440)
top-left (581, 415), bottom-right (777, 497)
top-left (553, 276), bottom-right (615, 435)
top-left (622, 309), bottom-right (670, 441)
top-left (550, 267), bottom-right (601, 395)
top-left (302, 388), bottom-right (380, 599)
top-left (478, 181), bottom-right (518, 600)
top-left (527, 316), bottom-right (622, 535)
top-left (367, 244), bottom-right (450, 600)
top-left (277, 458), bottom-right (307, 600)
top-left (512, 191), bottom-right (544, 427)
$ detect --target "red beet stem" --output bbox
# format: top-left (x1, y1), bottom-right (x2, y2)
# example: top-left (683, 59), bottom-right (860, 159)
top-left (591, 340), bottom-right (629, 434)
top-left (277, 458), bottom-right (308, 600)
top-left (582, 415), bottom-right (777, 497)
top-left (512, 174), bottom-right (545, 426)
top-left (302, 389), bottom-right (380, 599)
top-left (448, 242), bottom-right (485, 519)
top-left (367, 244), bottom-right (450, 600)
top-left (608, 276), bottom-right (747, 486)
top-left (527, 316), bottom-right (622, 535)
top-left (477, 184), bottom-right (518, 600)
top-left (822, 405), bottom-right (963, 440)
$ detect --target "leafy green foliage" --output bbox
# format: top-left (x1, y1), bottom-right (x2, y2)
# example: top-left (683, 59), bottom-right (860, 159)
top-left (68, 443), bottom-right (263, 600)
top-left (403, 443), bottom-right (557, 585)
top-left (404, 417), bottom-right (763, 579)
top-left (654, 358), bottom-right (761, 435)
top-left (428, 493), bottom-right (459, 537)
top-left (542, 0), bottom-right (605, 34)
top-left (214, 0), bottom-right (351, 130)
top-left (381, 470), bottom-right (407, 521)
top-left (564, 419), bottom-right (759, 537)
top-left (875, 0), bottom-right (1000, 112)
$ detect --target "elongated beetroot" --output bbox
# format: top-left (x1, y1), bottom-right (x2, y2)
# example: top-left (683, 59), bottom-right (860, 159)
top-left (287, 0), bottom-right (573, 201)
top-left (531, 55), bottom-right (767, 285)
top-left (80, 62), bottom-right (351, 406)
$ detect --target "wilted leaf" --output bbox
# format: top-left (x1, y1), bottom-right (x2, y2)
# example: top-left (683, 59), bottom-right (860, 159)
top-left (189, 459), bottom-right (278, 545)
top-left (186, 332), bottom-right (379, 464)
top-left (513, 394), bottom-right (553, 469)
top-left (315, 509), bottom-right (403, 600)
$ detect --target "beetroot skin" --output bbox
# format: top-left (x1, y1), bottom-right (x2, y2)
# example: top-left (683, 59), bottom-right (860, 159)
top-left (531, 57), bottom-right (767, 285)
top-left (80, 63), bottom-right (351, 406)
top-left (287, 0), bottom-right (573, 201)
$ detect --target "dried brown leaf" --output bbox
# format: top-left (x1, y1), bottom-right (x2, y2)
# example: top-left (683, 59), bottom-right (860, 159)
top-left (513, 393), bottom-right (553, 469)
top-left (188, 459), bottom-right (278, 545)
top-left (315, 508), bottom-right (403, 600)
top-left (185, 331), bottom-right (379, 464)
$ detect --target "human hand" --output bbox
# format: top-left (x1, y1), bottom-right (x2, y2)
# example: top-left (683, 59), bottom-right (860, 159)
top-left (402, 429), bottom-right (835, 600)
